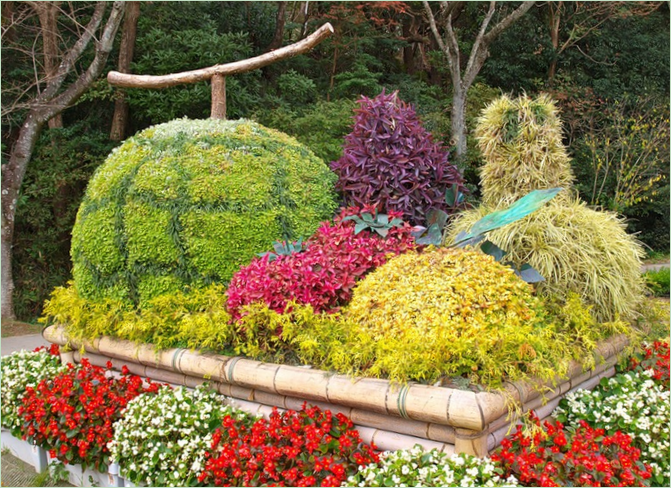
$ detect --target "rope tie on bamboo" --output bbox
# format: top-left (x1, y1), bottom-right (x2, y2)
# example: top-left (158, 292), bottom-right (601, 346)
top-left (171, 348), bottom-right (187, 374)
top-left (226, 356), bottom-right (244, 384)
top-left (396, 385), bottom-right (411, 419)
top-left (455, 429), bottom-right (488, 440)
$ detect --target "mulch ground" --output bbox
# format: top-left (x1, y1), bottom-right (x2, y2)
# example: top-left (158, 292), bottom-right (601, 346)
top-left (1, 320), bottom-right (43, 338)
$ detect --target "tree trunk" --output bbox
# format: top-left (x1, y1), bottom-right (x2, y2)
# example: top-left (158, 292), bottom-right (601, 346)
top-left (1, 1), bottom-right (125, 320)
top-left (451, 85), bottom-right (467, 158)
top-left (1, 114), bottom-right (44, 320)
top-left (35, 1), bottom-right (63, 129)
top-left (110, 1), bottom-right (140, 141)
top-left (268, 2), bottom-right (287, 50)
top-left (547, 1), bottom-right (562, 84)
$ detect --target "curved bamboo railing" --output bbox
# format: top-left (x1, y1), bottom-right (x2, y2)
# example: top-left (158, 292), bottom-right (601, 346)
top-left (44, 325), bottom-right (628, 456)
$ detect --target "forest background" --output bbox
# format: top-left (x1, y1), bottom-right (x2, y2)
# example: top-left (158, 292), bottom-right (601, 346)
top-left (1, 1), bottom-right (669, 322)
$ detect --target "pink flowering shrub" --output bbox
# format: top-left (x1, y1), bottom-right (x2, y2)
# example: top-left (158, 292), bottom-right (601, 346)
top-left (227, 207), bottom-right (418, 319)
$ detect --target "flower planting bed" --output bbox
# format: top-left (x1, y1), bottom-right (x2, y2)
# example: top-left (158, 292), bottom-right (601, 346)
top-left (44, 325), bottom-right (628, 457)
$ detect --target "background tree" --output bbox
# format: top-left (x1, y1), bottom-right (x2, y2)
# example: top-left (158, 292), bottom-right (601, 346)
top-left (109, 1), bottom-right (140, 141)
top-left (2, 1), bottom-right (668, 322)
top-left (423, 1), bottom-right (535, 158)
top-left (1, 1), bottom-right (126, 320)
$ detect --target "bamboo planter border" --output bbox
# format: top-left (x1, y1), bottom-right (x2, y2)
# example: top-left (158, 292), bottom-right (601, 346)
top-left (43, 325), bottom-right (628, 456)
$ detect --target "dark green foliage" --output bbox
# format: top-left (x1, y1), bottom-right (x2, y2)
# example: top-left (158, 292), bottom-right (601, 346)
top-left (12, 122), bottom-right (116, 320)
top-left (128, 21), bottom-right (262, 123)
top-left (254, 99), bottom-right (357, 163)
top-left (71, 118), bottom-right (337, 306)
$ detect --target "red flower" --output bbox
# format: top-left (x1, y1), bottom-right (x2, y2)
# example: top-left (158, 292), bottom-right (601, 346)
top-left (18, 359), bottom-right (162, 472)
top-left (200, 404), bottom-right (377, 486)
top-left (492, 411), bottom-right (653, 487)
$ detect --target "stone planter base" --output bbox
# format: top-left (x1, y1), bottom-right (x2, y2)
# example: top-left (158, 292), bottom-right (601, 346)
top-left (63, 462), bottom-right (122, 487)
top-left (44, 325), bottom-right (629, 456)
top-left (44, 452), bottom-right (123, 487)
top-left (1, 429), bottom-right (47, 473)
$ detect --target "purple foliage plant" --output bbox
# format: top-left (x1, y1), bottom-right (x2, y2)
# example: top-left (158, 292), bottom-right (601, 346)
top-left (330, 90), bottom-right (466, 226)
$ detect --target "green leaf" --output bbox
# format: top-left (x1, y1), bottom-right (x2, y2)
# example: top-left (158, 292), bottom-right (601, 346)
top-left (445, 183), bottom-right (461, 207)
top-left (377, 214), bottom-right (389, 225)
top-left (454, 188), bottom-right (562, 245)
top-left (354, 222), bottom-right (368, 235)
top-left (361, 212), bottom-right (375, 223)
top-left (514, 263), bottom-right (546, 283)
top-left (415, 225), bottom-right (442, 246)
top-left (426, 208), bottom-right (448, 230)
top-left (375, 227), bottom-right (389, 237)
top-left (480, 240), bottom-right (506, 262)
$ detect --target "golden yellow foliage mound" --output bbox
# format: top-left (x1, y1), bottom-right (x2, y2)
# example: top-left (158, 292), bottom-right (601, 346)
top-left (339, 247), bottom-right (573, 385)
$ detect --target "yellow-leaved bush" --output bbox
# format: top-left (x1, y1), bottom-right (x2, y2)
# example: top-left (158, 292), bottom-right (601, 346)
top-left (41, 282), bottom-right (236, 352)
top-left (339, 247), bottom-right (568, 385)
top-left (41, 249), bottom-right (633, 389)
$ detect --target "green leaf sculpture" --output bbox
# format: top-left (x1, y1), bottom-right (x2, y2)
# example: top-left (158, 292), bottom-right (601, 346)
top-left (453, 188), bottom-right (562, 247)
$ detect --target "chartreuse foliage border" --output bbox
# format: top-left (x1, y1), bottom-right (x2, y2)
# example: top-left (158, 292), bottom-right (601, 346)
top-left (43, 248), bottom-right (635, 389)
top-left (71, 118), bottom-right (337, 306)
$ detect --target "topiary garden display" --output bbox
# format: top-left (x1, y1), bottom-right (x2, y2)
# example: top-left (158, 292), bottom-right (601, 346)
top-left (34, 91), bottom-right (664, 471)
top-left (447, 94), bottom-right (645, 322)
top-left (71, 118), bottom-right (337, 306)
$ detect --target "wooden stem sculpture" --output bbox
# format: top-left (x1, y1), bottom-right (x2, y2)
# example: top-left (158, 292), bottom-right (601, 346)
top-left (107, 23), bottom-right (334, 119)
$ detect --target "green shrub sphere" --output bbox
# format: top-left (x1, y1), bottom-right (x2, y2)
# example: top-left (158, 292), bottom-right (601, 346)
top-left (71, 118), bottom-right (338, 306)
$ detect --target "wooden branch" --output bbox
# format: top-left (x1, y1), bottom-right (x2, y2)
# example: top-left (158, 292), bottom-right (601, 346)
top-left (47, 2), bottom-right (125, 118)
top-left (483, 1), bottom-right (535, 44)
top-left (107, 22), bottom-right (334, 89)
top-left (464, 1), bottom-right (496, 82)
top-left (423, 1), bottom-right (448, 56)
top-left (38, 2), bottom-right (106, 102)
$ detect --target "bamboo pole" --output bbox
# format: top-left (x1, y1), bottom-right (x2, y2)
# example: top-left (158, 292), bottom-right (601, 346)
top-left (74, 350), bottom-right (457, 445)
top-left (107, 23), bottom-right (334, 89)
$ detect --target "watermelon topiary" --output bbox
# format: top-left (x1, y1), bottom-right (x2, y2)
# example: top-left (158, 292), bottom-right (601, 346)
top-left (330, 90), bottom-right (466, 226)
top-left (71, 118), bottom-right (338, 306)
top-left (447, 94), bottom-right (644, 321)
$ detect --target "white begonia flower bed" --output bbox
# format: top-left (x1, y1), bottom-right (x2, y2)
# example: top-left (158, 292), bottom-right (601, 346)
top-left (0, 349), bottom-right (66, 433)
top-left (108, 384), bottom-right (253, 487)
top-left (553, 368), bottom-right (670, 485)
top-left (344, 444), bottom-right (518, 487)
